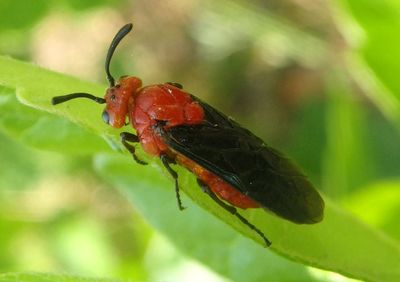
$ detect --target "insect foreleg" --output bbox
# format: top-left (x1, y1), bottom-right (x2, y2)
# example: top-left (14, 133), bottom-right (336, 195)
top-left (120, 132), bottom-right (148, 165)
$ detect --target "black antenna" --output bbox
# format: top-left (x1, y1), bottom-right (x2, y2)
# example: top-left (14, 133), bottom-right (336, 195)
top-left (105, 23), bottom-right (133, 87)
top-left (51, 93), bottom-right (106, 105)
top-left (52, 24), bottom-right (133, 106)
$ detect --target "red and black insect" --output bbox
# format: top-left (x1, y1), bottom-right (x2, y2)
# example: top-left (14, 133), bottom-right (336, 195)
top-left (52, 23), bottom-right (324, 246)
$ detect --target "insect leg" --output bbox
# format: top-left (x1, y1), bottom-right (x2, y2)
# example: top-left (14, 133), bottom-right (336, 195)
top-left (120, 132), bottom-right (148, 165)
top-left (160, 154), bottom-right (186, 211)
top-left (197, 179), bottom-right (271, 247)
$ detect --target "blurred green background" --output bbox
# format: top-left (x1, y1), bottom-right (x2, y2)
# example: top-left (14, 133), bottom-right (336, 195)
top-left (0, 0), bottom-right (400, 281)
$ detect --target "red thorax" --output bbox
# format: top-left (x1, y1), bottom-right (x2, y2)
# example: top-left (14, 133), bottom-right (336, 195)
top-left (104, 76), bottom-right (204, 155)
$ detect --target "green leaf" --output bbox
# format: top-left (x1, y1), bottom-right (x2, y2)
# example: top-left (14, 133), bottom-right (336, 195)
top-left (0, 60), bottom-right (110, 154)
top-left (0, 1), bottom-right (49, 31)
top-left (0, 272), bottom-right (124, 282)
top-left (336, 1), bottom-right (400, 125)
top-left (94, 153), bottom-right (321, 282)
top-left (345, 180), bottom-right (400, 242)
top-left (341, 1), bottom-right (400, 98)
top-left (0, 130), bottom-right (38, 190)
top-left (1, 55), bottom-right (400, 281)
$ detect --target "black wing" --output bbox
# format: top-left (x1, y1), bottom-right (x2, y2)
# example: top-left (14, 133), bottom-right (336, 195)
top-left (160, 98), bottom-right (324, 224)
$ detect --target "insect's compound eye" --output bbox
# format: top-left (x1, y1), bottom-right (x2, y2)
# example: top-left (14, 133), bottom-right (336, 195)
top-left (102, 110), bottom-right (110, 124)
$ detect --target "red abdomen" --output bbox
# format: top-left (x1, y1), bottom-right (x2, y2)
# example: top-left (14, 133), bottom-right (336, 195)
top-left (131, 83), bottom-right (259, 209)
top-left (176, 155), bottom-right (260, 209)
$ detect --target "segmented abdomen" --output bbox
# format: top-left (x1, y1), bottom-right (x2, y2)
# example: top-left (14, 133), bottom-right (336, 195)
top-left (176, 154), bottom-right (260, 209)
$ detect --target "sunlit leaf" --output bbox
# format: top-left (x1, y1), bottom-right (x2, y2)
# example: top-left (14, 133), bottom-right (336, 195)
top-left (346, 180), bottom-right (400, 241)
